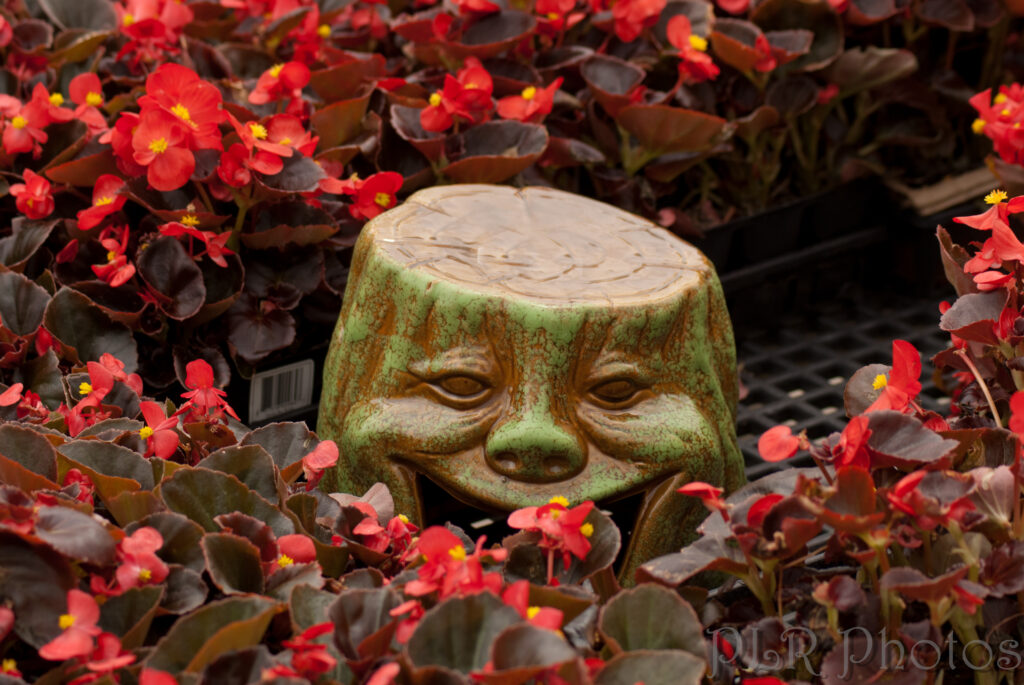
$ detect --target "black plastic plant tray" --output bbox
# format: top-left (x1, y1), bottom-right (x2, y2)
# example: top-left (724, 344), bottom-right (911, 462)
top-left (735, 289), bottom-right (952, 481)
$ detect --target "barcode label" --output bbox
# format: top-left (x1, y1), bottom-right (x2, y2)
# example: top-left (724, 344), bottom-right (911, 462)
top-left (248, 359), bottom-right (315, 423)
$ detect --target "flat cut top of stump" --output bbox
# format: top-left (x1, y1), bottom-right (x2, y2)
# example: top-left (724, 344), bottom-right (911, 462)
top-left (370, 184), bottom-right (710, 305)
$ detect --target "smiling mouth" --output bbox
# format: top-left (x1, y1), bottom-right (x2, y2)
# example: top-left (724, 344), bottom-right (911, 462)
top-left (416, 472), bottom-right (651, 574)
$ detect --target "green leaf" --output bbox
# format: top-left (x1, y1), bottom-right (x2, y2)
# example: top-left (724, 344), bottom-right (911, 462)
top-left (241, 422), bottom-right (320, 476)
top-left (199, 646), bottom-right (274, 685)
top-left (59, 439), bottom-right (155, 488)
top-left (289, 584), bottom-right (337, 632)
top-left (0, 532), bottom-right (75, 649)
top-left (127, 512), bottom-right (207, 572)
top-left (145, 596), bottom-right (280, 673)
top-left (198, 445), bottom-right (280, 501)
top-left (617, 105), bottom-right (727, 155)
top-left (310, 93), bottom-right (372, 149)
top-left (406, 593), bottom-right (521, 673)
top-left (202, 532), bottom-right (266, 595)
top-left (43, 287), bottom-right (138, 372)
top-left (136, 236), bottom-right (207, 321)
top-left (99, 586), bottom-right (164, 649)
top-left (593, 650), bottom-right (706, 685)
top-left (488, 624), bottom-right (576, 676)
top-left (265, 562), bottom-right (324, 601)
top-left (36, 0), bottom-right (117, 30)
top-left (159, 467), bottom-right (296, 537)
top-left (34, 505), bottom-right (117, 565)
top-left (162, 565), bottom-right (208, 615)
top-left (0, 423), bottom-right (58, 481)
top-left (47, 29), bottom-right (112, 65)
top-left (329, 587), bottom-right (403, 660)
top-left (0, 270), bottom-right (50, 336)
top-left (15, 349), bottom-right (65, 409)
top-left (598, 584), bottom-right (705, 656)
top-left (106, 490), bottom-right (165, 527)
top-left (0, 453), bottom-right (59, 493)
top-left (441, 122), bottom-right (548, 184)
top-left (824, 47), bottom-right (918, 97)
top-left (0, 218), bottom-right (58, 271)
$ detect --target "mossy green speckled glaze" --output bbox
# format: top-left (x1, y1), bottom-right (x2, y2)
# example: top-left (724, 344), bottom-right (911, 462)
top-left (317, 184), bottom-right (743, 581)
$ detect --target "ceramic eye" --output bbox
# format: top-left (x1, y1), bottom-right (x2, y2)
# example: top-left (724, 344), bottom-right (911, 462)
top-left (589, 378), bottom-right (643, 407)
top-left (437, 375), bottom-right (486, 397)
top-left (428, 374), bottom-right (492, 407)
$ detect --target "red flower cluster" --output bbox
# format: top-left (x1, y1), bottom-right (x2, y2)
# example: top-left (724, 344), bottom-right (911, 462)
top-left (116, 64), bottom-right (226, 191)
top-left (420, 58), bottom-right (494, 132)
top-left (971, 86), bottom-right (1024, 165)
top-left (508, 496), bottom-right (595, 583)
top-left (177, 359), bottom-right (239, 424)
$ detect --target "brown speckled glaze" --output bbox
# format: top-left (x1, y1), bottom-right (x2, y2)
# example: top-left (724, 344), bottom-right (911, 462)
top-left (317, 184), bottom-right (743, 581)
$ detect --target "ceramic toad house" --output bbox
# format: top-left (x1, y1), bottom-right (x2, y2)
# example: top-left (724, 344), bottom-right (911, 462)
top-left (318, 184), bottom-right (743, 579)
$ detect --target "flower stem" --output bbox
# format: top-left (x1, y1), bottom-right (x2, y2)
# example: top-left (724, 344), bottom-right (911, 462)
top-left (956, 350), bottom-right (1003, 428)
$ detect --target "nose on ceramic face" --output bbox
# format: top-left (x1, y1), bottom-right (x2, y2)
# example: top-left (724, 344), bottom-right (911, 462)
top-left (484, 413), bottom-right (587, 483)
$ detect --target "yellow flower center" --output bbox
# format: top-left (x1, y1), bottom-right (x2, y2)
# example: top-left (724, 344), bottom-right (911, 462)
top-left (317, 24), bottom-right (331, 38)
top-left (96, 196), bottom-right (114, 206)
top-left (429, 92), bottom-right (442, 107)
top-left (985, 189), bottom-right (1008, 205)
top-left (250, 123), bottom-right (268, 140)
top-left (972, 118), bottom-right (987, 134)
top-left (269, 63), bottom-right (284, 78)
top-left (138, 568), bottom-right (152, 581)
top-left (526, 606), bottom-right (541, 619)
top-left (1002, 108), bottom-right (1011, 117)
top-left (580, 522), bottom-right (594, 537)
top-left (549, 496), bottom-right (569, 507)
top-left (398, 513), bottom-right (410, 523)
top-left (59, 613), bottom-right (75, 630)
top-left (547, 11), bottom-right (559, 18)
top-left (872, 374), bottom-right (888, 390)
top-left (689, 34), bottom-right (708, 52)
top-left (521, 86), bottom-right (537, 100)
top-left (86, 92), bottom-right (103, 107)
top-left (995, 93), bottom-right (1009, 104)
top-left (11, 116), bottom-right (26, 129)
top-left (448, 545), bottom-right (466, 561)
top-left (550, 509), bottom-right (561, 520)
top-left (123, 12), bottom-right (134, 25)
top-left (171, 103), bottom-right (191, 122)
top-left (107, 250), bottom-right (118, 262)
top-left (139, 426), bottom-right (154, 439)
top-left (1, 660), bottom-right (16, 673)
top-left (181, 214), bottom-right (200, 227)
top-left (280, 137), bottom-right (292, 145)
top-left (148, 137), bottom-right (168, 154)
top-left (277, 554), bottom-right (294, 568)
top-left (374, 192), bottom-right (392, 208)
top-left (49, 93), bottom-right (64, 106)
top-left (79, 382), bottom-right (93, 395)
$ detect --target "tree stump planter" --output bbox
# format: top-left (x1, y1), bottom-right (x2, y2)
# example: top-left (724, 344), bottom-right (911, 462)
top-left (317, 184), bottom-right (744, 579)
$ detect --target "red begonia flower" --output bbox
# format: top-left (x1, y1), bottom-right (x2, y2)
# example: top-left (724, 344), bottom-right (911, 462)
top-left (864, 339), bottom-right (922, 413)
top-left (38, 590), bottom-right (102, 661)
top-left (139, 401), bottom-right (179, 459)
top-left (757, 425), bottom-right (801, 462)
top-left (501, 580), bottom-right (564, 630)
top-left (611, 0), bottom-right (666, 43)
top-left (676, 482), bottom-right (729, 521)
top-left (350, 171), bottom-right (403, 221)
top-left (497, 78), bottom-right (563, 123)
top-left (9, 169), bottom-right (54, 219)
top-left (667, 15), bottom-right (719, 83)
top-left (132, 109), bottom-right (194, 191)
top-left (77, 175), bottom-right (126, 230)
top-left (138, 63), bottom-right (224, 150)
top-left (249, 61), bottom-right (311, 105)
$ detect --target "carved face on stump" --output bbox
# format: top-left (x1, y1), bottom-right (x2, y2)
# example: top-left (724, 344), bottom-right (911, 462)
top-left (318, 185), bottom-right (743, 579)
